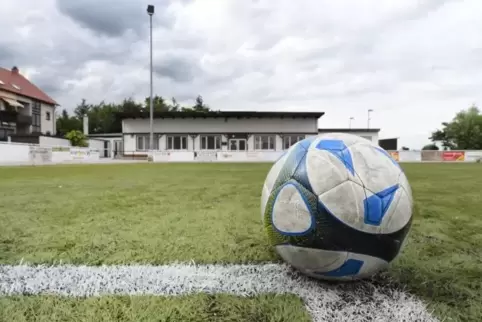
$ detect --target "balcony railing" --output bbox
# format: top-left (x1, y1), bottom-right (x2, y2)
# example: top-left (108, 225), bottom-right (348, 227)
top-left (0, 110), bottom-right (18, 123)
top-left (16, 114), bottom-right (32, 125)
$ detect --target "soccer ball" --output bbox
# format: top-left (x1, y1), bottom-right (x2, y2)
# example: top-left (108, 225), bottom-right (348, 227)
top-left (261, 133), bottom-right (413, 281)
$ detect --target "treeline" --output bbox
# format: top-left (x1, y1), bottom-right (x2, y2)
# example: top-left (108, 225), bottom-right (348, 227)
top-left (425, 105), bottom-right (482, 150)
top-left (56, 95), bottom-right (210, 135)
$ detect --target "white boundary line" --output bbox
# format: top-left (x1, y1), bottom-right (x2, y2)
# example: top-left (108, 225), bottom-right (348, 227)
top-left (0, 263), bottom-right (438, 322)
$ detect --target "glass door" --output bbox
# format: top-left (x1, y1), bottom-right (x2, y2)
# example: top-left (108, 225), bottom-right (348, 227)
top-left (229, 139), bottom-right (247, 151)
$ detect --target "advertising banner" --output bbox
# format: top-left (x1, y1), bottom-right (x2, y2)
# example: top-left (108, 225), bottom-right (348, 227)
top-left (465, 151), bottom-right (482, 162)
top-left (442, 151), bottom-right (465, 161)
top-left (389, 151), bottom-right (400, 162)
top-left (195, 151), bottom-right (217, 162)
top-left (70, 148), bottom-right (90, 160)
top-left (398, 151), bottom-right (422, 162)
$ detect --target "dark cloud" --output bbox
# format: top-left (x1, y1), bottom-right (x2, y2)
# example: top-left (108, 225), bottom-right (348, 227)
top-left (56, 0), bottom-right (174, 38)
top-left (0, 46), bottom-right (14, 66)
top-left (153, 55), bottom-right (200, 83)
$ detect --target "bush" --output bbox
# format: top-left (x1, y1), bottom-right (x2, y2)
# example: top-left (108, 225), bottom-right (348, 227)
top-left (65, 130), bottom-right (88, 147)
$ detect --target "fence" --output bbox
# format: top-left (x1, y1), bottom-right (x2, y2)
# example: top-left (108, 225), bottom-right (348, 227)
top-left (387, 150), bottom-right (482, 162)
top-left (1, 141), bottom-right (482, 165)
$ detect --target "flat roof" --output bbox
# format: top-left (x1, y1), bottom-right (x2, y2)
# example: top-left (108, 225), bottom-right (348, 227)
top-left (116, 110), bottom-right (325, 120)
top-left (318, 128), bottom-right (381, 133)
top-left (87, 133), bottom-right (122, 138)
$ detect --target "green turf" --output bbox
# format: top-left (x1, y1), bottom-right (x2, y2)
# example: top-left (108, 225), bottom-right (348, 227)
top-left (0, 294), bottom-right (310, 322)
top-left (0, 163), bottom-right (274, 265)
top-left (0, 162), bottom-right (481, 321)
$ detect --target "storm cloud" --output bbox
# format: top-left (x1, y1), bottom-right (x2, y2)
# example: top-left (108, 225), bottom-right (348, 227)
top-left (0, 0), bottom-right (481, 148)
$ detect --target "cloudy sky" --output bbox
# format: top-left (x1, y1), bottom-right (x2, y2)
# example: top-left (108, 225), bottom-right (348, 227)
top-left (0, 0), bottom-right (480, 148)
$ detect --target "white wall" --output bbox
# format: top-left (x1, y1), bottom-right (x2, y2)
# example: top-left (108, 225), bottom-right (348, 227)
top-left (88, 139), bottom-right (105, 152)
top-left (0, 142), bottom-right (31, 164)
top-left (124, 134), bottom-right (135, 153)
top-left (41, 103), bottom-right (56, 135)
top-left (123, 117), bottom-right (318, 134)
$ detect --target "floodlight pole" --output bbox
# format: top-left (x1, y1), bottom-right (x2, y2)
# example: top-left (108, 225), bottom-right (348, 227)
top-left (367, 109), bottom-right (373, 129)
top-left (147, 5), bottom-right (155, 151)
top-left (349, 117), bottom-right (354, 129)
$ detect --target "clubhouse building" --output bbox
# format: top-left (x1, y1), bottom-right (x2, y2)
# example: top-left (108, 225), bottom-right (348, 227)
top-left (107, 111), bottom-right (380, 161)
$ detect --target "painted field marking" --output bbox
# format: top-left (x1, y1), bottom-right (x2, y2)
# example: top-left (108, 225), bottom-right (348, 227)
top-left (0, 264), bottom-right (438, 322)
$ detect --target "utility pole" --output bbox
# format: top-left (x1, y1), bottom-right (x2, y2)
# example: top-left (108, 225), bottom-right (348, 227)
top-left (367, 109), bottom-right (373, 129)
top-left (147, 5), bottom-right (155, 151)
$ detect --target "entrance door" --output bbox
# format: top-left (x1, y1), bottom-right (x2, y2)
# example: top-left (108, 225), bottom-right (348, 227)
top-left (114, 140), bottom-right (123, 158)
top-left (229, 139), bottom-right (247, 151)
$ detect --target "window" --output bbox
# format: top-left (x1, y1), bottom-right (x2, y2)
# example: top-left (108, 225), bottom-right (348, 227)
top-left (0, 127), bottom-right (14, 141)
top-left (167, 135), bottom-right (188, 150)
top-left (254, 135), bottom-right (276, 150)
top-left (46, 111), bottom-right (51, 121)
top-left (283, 135), bottom-right (305, 150)
top-left (32, 101), bottom-right (41, 133)
top-left (229, 139), bottom-right (247, 151)
top-left (136, 135), bottom-right (159, 151)
top-left (200, 135), bottom-right (221, 150)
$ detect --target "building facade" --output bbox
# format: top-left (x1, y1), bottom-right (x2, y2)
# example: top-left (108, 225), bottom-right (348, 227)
top-left (0, 66), bottom-right (57, 141)
top-left (119, 111), bottom-right (324, 155)
top-left (318, 128), bottom-right (380, 145)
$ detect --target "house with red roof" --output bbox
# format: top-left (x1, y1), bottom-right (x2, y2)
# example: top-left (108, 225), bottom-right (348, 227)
top-left (0, 66), bottom-right (58, 141)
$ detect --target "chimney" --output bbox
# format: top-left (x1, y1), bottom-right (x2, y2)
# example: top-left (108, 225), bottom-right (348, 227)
top-left (11, 66), bottom-right (19, 74)
top-left (83, 114), bottom-right (89, 135)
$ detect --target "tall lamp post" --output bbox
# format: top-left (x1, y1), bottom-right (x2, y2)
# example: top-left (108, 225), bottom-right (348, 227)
top-left (147, 4), bottom-right (155, 151)
top-left (367, 109), bottom-right (373, 129)
top-left (349, 117), bottom-right (355, 129)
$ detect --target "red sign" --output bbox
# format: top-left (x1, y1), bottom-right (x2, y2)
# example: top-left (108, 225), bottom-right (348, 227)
top-left (442, 151), bottom-right (465, 161)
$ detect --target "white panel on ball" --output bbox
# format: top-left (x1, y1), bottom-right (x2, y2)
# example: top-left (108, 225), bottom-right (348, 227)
top-left (275, 244), bottom-right (347, 272)
top-left (398, 172), bottom-right (413, 203)
top-left (382, 187), bottom-right (413, 233)
top-left (275, 245), bottom-right (389, 281)
top-left (349, 143), bottom-right (401, 194)
top-left (305, 149), bottom-right (350, 196)
top-left (317, 180), bottom-right (377, 233)
top-left (260, 153), bottom-right (288, 222)
top-left (271, 184), bottom-right (314, 235)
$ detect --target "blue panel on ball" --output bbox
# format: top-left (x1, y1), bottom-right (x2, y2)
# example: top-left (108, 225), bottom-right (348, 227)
top-left (315, 139), bottom-right (355, 175)
top-left (292, 153), bottom-right (313, 192)
top-left (374, 146), bottom-right (401, 169)
top-left (315, 259), bottom-right (364, 277)
top-left (298, 136), bottom-right (315, 150)
top-left (363, 184), bottom-right (399, 226)
top-left (273, 137), bottom-right (314, 190)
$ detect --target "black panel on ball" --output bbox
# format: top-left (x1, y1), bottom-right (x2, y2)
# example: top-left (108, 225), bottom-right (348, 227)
top-left (297, 200), bottom-right (412, 262)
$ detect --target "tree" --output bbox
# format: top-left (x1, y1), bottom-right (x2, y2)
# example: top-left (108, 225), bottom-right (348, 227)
top-left (430, 105), bottom-right (482, 150)
top-left (144, 95), bottom-right (170, 112)
top-left (192, 95), bottom-right (210, 112)
top-left (74, 99), bottom-right (90, 119)
top-left (56, 109), bottom-right (82, 136)
top-left (65, 130), bottom-right (88, 147)
top-left (169, 97), bottom-right (180, 111)
top-left (422, 143), bottom-right (439, 150)
top-left (55, 94), bottom-right (211, 135)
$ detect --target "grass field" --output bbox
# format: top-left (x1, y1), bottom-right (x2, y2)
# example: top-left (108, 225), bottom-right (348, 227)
top-left (0, 163), bottom-right (481, 321)
top-left (0, 294), bottom-right (310, 322)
